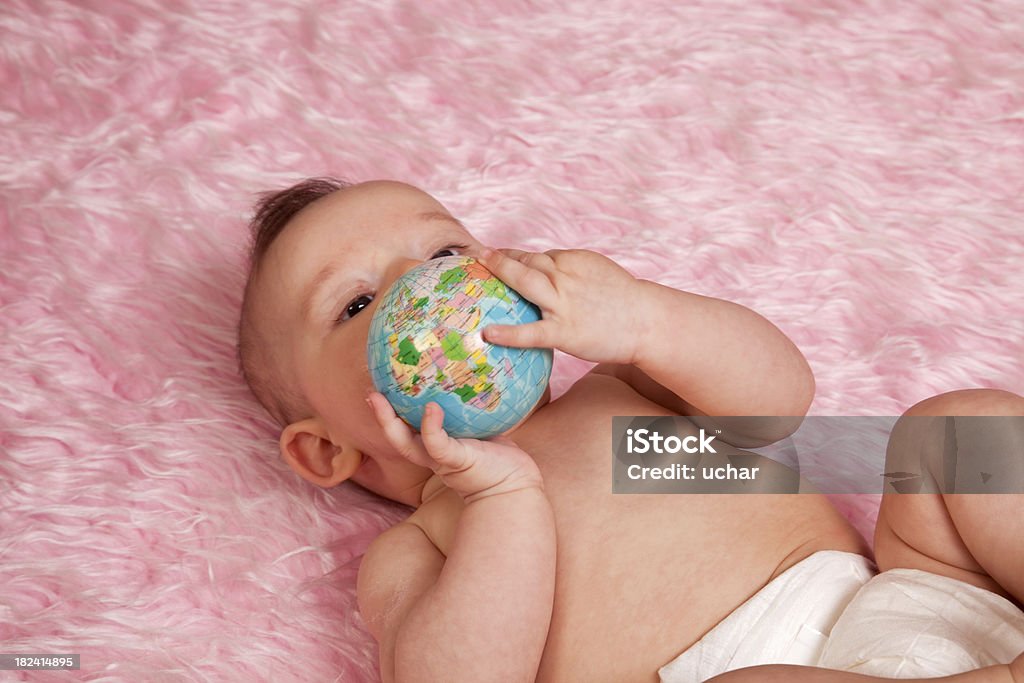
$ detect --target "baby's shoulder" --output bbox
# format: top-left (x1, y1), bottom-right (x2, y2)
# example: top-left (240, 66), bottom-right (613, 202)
top-left (356, 520), bottom-right (444, 642)
top-left (359, 521), bottom-right (438, 581)
top-left (358, 522), bottom-right (443, 606)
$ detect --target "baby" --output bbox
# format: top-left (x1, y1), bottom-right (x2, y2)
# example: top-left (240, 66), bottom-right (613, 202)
top-left (237, 178), bottom-right (1024, 682)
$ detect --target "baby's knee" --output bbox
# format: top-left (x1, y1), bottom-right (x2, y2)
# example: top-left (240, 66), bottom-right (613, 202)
top-left (887, 389), bottom-right (1024, 495)
top-left (902, 388), bottom-right (1024, 418)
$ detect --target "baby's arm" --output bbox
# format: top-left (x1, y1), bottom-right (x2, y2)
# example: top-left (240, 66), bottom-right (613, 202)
top-left (480, 248), bottom-right (814, 443)
top-left (358, 396), bottom-right (556, 683)
top-left (611, 279), bottom-right (814, 418)
top-left (596, 279), bottom-right (814, 445)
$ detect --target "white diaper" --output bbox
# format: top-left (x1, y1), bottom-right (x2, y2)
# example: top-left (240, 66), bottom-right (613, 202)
top-left (659, 550), bottom-right (876, 682)
top-left (820, 568), bottom-right (1024, 677)
top-left (659, 552), bottom-right (1024, 683)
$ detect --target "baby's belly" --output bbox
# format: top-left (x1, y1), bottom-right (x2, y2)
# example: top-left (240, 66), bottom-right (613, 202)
top-left (516, 376), bottom-right (869, 682)
top-left (537, 491), bottom-right (864, 682)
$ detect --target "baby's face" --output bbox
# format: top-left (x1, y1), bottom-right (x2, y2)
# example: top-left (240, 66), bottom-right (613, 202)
top-left (255, 180), bottom-right (487, 502)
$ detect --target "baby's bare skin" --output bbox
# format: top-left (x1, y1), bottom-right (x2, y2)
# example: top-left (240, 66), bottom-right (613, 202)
top-left (247, 180), bottom-right (1021, 682)
top-left (408, 372), bottom-right (866, 682)
top-left (251, 180), bottom-right (862, 681)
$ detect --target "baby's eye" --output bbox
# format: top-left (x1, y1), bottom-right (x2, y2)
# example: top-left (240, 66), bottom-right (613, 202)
top-left (431, 244), bottom-right (467, 259)
top-left (337, 294), bottom-right (374, 323)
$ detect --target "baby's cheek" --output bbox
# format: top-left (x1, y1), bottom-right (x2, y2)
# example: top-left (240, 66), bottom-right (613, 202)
top-left (355, 445), bottom-right (432, 502)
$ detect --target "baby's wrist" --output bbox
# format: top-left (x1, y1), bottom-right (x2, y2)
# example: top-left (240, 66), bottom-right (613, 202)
top-left (628, 279), bottom-right (670, 367)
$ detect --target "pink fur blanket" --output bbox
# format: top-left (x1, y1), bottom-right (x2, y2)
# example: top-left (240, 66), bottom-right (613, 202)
top-left (2, 1), bottom-right (1021, 680)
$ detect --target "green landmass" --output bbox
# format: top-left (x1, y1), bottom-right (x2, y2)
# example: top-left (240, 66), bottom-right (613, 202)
top-left (436, 266), bottom-right (467, 293)
top-left (453, 385), bottom-right (477, 402)
top-left (441, 330), bottom-right (469, 360)
top-left (396, 337), bottom-right (421, 366)
top-left (481, 277), bottom-right (512, 303)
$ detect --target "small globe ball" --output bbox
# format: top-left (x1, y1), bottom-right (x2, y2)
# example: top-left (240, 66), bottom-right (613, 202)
top-left (366, 255), bottom-right (553, 438)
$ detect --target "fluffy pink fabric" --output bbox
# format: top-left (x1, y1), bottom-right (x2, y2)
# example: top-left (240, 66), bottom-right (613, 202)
top-left (2, 0), bottom-right (1021, 679)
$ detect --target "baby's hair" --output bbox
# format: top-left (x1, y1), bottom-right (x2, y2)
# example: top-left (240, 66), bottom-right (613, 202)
top-left (247, 177), bottom-right (352, 269)
top-left (237, 176), bottom-right (352, 427)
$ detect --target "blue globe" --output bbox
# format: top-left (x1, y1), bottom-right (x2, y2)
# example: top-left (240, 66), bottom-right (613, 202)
top-left (366, 255), bottom-right (553, 438)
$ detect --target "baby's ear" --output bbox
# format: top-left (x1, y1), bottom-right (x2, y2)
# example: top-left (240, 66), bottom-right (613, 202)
top-left (279, 418), bottom-right (362, 487)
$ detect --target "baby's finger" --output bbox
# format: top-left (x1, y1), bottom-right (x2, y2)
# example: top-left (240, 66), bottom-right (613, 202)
top-left (367, 392), bottom-right (433, 468)
top-left (479, 248), bottom-right (556, 307)
top-left (419, 403), bottom-right (471, 472)
top-left (496, 248), bottom-right (557, 273)
top-left (482, 319), bottom-right (554, 349)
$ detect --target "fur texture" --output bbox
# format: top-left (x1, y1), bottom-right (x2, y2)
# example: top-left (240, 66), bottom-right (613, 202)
top-left (2, 0), bottom-right (1022, 680)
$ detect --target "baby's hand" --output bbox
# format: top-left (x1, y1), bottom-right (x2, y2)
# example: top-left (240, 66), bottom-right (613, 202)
top-left (367, 392), bottom-right (544, 503)
top-left (479, 247), bottom-right (647, 364)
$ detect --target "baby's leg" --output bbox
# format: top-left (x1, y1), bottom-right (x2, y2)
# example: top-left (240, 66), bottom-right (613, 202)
top-left (874, 388), bottom-right (1024, 607)
top-left (705, 653), bottom-right (1022, 682)
top-left (708, 391), bottom-right (1024, 683)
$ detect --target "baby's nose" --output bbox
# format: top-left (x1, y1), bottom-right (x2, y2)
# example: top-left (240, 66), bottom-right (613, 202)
top-left (385, 257), bottom-right (427, 284)
top-left (398, 257), bottom-right (424, 275)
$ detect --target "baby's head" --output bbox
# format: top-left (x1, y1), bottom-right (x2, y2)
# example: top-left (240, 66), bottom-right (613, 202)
top-left (237, 178), bottom-right (486, 505)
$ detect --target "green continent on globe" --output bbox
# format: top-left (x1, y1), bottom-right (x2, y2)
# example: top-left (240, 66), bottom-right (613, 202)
top-left (396, 337), bottom-right (421, 366)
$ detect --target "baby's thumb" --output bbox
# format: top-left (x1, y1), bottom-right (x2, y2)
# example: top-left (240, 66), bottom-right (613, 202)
top-left (419, 404), bottom-right (478, 477)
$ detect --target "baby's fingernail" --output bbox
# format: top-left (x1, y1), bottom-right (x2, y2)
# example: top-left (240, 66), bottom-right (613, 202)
top-left (480, 247), bottom-right (494, 260)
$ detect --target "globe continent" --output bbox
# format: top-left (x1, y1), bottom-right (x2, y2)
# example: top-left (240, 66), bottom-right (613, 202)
top-left (367, 255), bottom-right (553, 438)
